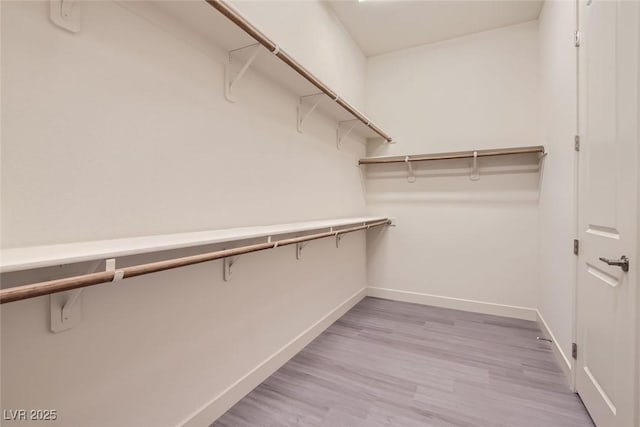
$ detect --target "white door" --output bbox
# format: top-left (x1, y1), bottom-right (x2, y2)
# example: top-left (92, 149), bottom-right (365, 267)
top-left (577, 0), bottom-right (639, 426)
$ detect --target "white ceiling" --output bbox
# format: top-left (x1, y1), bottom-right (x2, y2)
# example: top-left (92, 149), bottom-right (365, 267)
top-left (327, 0), bottom-right (544, 56)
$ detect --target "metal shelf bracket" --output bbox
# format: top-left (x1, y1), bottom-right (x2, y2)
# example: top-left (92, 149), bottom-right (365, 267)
top-left (336, 119), bottom-right (359, 150)
top-left (538, 151), bottom-right (548, 170)
top-left (223, 256), bottom-right (240, 281)
top-left (296, 242), bottom-right (308, 260)
top-left (335, 232), bottom-right (343, 248)
top-left (225, 44), bottom-right (261, 102)
top-left (50, 0), bottom-right (81, 33)
top-left (405, 156), bottom-right (416, 183)
top-left (50, 258), bottom-right (122, 333)
top-left (297, 93), bottom-right (325, 133)
top-left (470, 151), bottom-right (480, 181)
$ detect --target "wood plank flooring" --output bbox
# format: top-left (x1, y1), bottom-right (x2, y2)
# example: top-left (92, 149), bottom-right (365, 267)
top-left (213, 297), bottom-right (593, 427)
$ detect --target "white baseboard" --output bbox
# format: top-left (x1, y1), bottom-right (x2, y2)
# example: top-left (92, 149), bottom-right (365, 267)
top-left (366, 287), bottom-right (537, 321)
top-left (536, 309), bottom-right (573, 386)
top-left (180, 287), bottom-right (368, 427)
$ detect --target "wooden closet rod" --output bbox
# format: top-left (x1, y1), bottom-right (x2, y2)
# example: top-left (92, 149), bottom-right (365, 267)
top-left (204, 0), bottom-right (393, 143)
top-left (0, 219), bottom-right (391, 304)
top-left (358, 146), bottom-right (546, 165)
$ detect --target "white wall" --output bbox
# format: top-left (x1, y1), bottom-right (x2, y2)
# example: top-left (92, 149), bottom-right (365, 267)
top-left (1, 1), bottom-right (368, 248)
top-left (365, 21), bottom-right (540, 318)
top-left (0, 1), bottom-right (369, 425)
top-left (537, 0), bottom-right (577, 372)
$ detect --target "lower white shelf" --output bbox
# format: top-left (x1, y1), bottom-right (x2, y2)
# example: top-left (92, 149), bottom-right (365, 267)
top-left (0, 217), bottom-right (388, 274)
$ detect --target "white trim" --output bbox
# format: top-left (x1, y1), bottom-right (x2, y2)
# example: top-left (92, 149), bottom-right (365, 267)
top-left (536, 309), bottom-right (573, 386)
top-left (179, 287), bottom-right (367, 427)
top-left (366, 287), bottom-right (537, 321)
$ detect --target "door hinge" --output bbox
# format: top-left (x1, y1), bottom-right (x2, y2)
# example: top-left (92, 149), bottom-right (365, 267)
top-left (574, 135), bottom-right (580, 151)
top-left (574, 30), bottom-right (581, 47)
top-left (572, 342), bottom-right (578, 359)
top-left (573, 239), bottom-right (579, 255)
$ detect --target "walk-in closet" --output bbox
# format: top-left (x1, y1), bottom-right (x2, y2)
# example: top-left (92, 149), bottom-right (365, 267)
top-left (1, 0), bottom-right (638, 426)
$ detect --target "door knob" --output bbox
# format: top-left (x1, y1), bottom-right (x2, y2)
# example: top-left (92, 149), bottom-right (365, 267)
top-left (599, 255), bottom-right (630, 272)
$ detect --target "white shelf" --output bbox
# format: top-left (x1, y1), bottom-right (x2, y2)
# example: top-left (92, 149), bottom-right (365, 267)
top-left (359, 146), bottom-right (546, 165)
top-left (0, 217), bottom-right (387, 273)
top-left (137, 1), bottom-right (391, 142)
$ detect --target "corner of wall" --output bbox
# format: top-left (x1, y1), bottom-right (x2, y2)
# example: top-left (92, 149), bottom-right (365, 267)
top-left (180, 287), bottom-right (367, 426)
top-left (536, 309), bottom-right (573, 386)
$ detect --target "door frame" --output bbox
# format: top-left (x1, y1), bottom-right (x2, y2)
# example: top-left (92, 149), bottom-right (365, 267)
top-left (572, 0), bottom-right (579, 394)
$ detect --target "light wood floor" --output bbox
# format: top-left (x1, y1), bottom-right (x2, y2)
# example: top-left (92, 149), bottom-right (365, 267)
top-left (213, 297), bottom-right (593, 427)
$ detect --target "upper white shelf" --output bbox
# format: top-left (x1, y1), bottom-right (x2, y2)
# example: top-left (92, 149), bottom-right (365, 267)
top-left (359, 146), bottom-right (546, 165)
top-left (359, 146), bottom-right (546, 182)
top-left (145, 0), bottom-right (393, 144)
top-left (0, 217), bottom-right (387, 273)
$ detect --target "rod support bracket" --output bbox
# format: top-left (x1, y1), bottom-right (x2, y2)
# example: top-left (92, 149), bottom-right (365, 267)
top-left (405, 156), bottom-right (416, 183)
top-left (51, 290), bottom-right (82, 333)
top-left (50, 258), bottom-right (116, 333)
top-left (50, 0), bottom-right (81, 33)
top-left (538, 151), bottom-right (548, 170)
top-left (297, 93), bottom-right (324, 133)
top-left (223, 255), bottom-right (240, 281)
top-left (295, 242), bottom-right (308, 260)
top-left (225, 43), bottom-right (261, 102)
top-left (336, 119), bottom-right (359, 150)
top-left (470, 151), bottom-right (480, 181)
top-left (335, 232), bottom-right (343, 248)
top-left (107, 258), bottom-right (125, 282)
